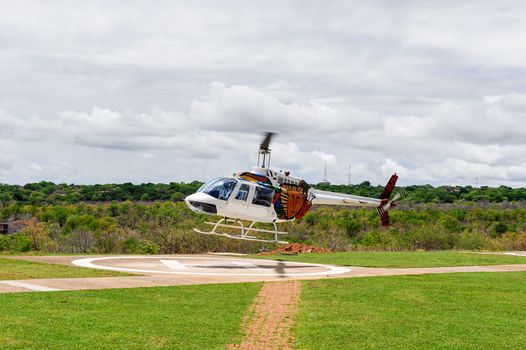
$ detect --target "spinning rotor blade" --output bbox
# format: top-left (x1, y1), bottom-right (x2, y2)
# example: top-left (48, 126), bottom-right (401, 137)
top-left (259, 132), bottom-right (275, 152)
top-left (392, 188), bottom-right (407, 202)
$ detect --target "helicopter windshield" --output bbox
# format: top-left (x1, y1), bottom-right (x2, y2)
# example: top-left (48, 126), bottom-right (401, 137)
top-left (202, 177), bottom-right (238, 201)
top-left (196, 177), bottom-right (220, 193)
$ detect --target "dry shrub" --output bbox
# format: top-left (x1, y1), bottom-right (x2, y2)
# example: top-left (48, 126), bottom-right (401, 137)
top-left (484, 232), bottom-right (526, 251)
top-left (96, 230), bottom-right (122, 253)
top-left (516, 231), bottom-right (526, 250)
top-left (21, 220), bottom-right (54, 251)
top-left (60, 230), bottom-right (96, 253)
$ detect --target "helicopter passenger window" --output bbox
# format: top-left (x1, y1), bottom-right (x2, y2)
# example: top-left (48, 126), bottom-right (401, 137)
top-left (203, 178), bottom-right (237, 200)
top-left (252, 186), bottom-right (274, 207)
top-left (235, 184), bottom-right (250, 201)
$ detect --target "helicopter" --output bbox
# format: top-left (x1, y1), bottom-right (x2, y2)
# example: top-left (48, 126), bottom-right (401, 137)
top-left (185, 133), bottom-right (404, 244)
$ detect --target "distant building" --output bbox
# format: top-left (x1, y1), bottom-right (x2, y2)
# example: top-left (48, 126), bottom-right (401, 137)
top-left (0, 219), bottom-right (30, 235)
top-left (443, 186), bottom-right (461, 193)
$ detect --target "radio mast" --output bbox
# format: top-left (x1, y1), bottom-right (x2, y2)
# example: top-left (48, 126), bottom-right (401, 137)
top-left (321, 159), bottom-right (330, 185)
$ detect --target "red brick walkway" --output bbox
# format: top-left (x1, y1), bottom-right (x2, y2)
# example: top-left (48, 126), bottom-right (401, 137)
top-left (228, 281), bottom-right (301, 350)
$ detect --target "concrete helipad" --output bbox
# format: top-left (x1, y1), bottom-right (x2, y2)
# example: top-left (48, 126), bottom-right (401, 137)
top-left (0, 254), bottom-right (354, 293)
top-left (2, 254), bottom-right (526, 293)
top-left (503, 252), bottom-right (526, 257)
top-left (71, 255), bottom-right (350, 277)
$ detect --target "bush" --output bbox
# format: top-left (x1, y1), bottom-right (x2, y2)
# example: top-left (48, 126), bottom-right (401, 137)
top-left (95, 231), bottom-right (121, 253)
top-left (405, 225), bottom-right (457, 250)
top-left (141, 241), bottom-right (160, 254)
top-left (439, 215), bottom-right (463, 233)
top-left (491, 222), bottom-right (509, 238)
top-left (0, 235), bottom-right (8, 251)
top-left (340, 218), bottom-right (361, 238)
top-left (123, 236), bottom-right (142, 253)
top-left (3, 233), bottom-right (32, 252)
top-left (9, 233), bottom-right (32, 253)
top-left (456, 230), bottom-right (486, 250)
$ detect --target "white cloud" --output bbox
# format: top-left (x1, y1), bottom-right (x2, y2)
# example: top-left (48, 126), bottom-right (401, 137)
top-left (2, 83), bottom-right (526, 186)
top-left (28, 162), bottom-right (43, 172)
top-left (401, 3), bottom-right (526, 68)
top-left (1, 2), bottom-right (526, 186)
top-left (189, 82), bottom-right (353, 134)
top-left (0, 152), bottom-right (15, 170)
top-left (56, 107), bottom-right (187, 150)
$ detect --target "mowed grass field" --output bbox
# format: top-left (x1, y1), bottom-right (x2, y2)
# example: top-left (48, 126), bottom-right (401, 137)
top-left (0, 283), bottom-right (261, 350)
top-left (253, 251), bottom-right (526, 268)
top-left (2, 252), bottom-right (526, 349)
top-left (1, 272), bottom-right (525, 349)
top-left (294, 271), bottom-right (526, 350)
top-left (0, 258), bottom-right (131, 280)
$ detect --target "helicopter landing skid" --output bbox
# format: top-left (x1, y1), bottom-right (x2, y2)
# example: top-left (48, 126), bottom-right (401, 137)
top-left (193, 218), bottom-right (289, 244)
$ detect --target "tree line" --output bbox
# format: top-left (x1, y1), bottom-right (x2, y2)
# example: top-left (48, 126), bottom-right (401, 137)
top-left (0, 181), bottom-right (203, 205)
top-left (1, 180), bottom-right (526, 206)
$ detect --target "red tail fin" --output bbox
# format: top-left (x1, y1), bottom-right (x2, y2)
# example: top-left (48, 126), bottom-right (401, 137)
top-left (379, 173), bottom-right (398, 200)
top-left (377, 174), bottom-right (399, 226)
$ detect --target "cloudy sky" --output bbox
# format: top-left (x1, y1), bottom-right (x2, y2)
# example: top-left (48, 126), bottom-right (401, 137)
top-left (1, 1), bottom-right (526, 186)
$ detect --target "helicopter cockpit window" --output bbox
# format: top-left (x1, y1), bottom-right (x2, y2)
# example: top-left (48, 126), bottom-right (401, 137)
top-left (203, 178), bottom-right (238, 201)
top-left (235, 184), bottom-right (250, 201)
top-left (252, 186), bottom-right (274, 207)
top-left (197, 177), bottom-right (221, 193)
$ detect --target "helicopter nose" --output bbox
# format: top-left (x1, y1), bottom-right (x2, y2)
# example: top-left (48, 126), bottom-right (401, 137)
top-left (185, 193), bottom-right (218, 214)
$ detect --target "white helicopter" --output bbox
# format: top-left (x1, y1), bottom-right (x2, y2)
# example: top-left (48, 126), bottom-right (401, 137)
top-left (185, 133), bottom-right (404, 244)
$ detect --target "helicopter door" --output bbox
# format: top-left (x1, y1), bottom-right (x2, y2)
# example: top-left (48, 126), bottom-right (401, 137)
top-left (227, 183), bottom-right (251, 216)
top-left (247, 185), bottom-right (275, 219)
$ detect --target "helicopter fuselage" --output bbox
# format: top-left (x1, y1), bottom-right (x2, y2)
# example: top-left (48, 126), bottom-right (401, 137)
top-left (184, 167), bottom-right (312, 223)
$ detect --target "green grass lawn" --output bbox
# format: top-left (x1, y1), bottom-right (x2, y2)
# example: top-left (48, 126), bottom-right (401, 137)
top-left (295, 272), bottom-right (526, 349)
top-left (0, 283), bottom-right (261, 349)
top-left (253, 251), bottom-right (526, 268)
top-left (0, 258), bottom-right (131, 280)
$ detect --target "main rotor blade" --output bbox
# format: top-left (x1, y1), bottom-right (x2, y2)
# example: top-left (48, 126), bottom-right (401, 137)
top-left (259, 132), bottom-right (275, 152)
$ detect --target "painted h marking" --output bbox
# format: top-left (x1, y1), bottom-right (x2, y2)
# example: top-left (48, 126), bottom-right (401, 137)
top-left (160, 259), bottom-right (189, 270)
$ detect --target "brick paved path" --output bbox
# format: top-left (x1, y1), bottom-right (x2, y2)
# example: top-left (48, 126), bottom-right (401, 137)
top-left (228, 281), bottom-right (301, 350)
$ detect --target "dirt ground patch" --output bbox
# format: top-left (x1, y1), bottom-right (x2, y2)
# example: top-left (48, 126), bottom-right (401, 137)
top-left (265, 243), bottom-right (330, 255)
top-left (228, 281), bottom-right (301, 350)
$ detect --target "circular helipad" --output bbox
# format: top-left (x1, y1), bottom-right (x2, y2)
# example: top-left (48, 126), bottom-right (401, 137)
top-left (504, 252), bottom-right (526, 257)
top-left (72, 256), bottom-right (351, 277)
